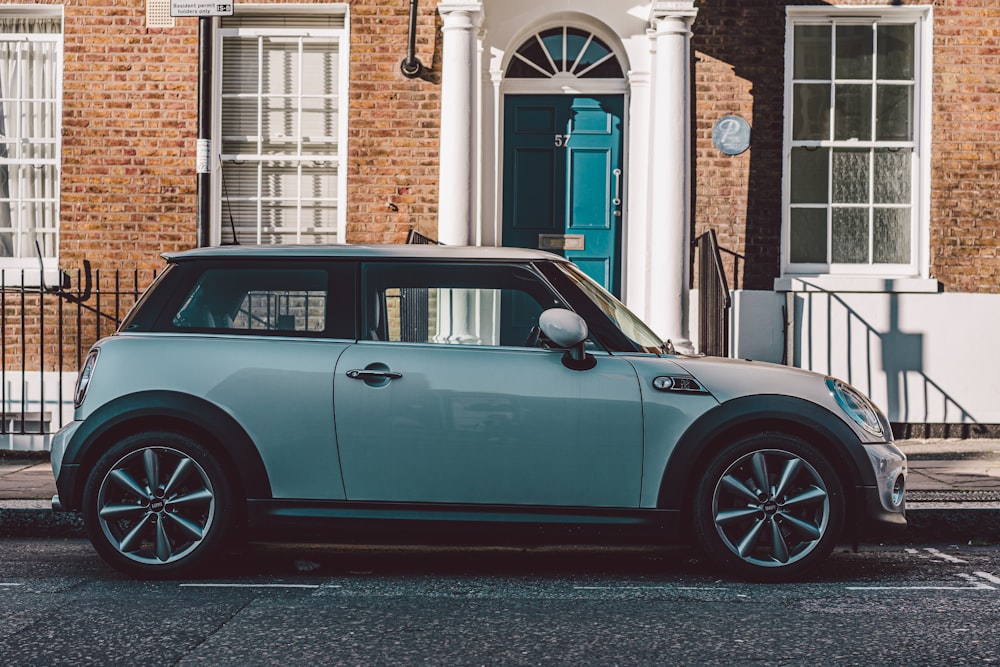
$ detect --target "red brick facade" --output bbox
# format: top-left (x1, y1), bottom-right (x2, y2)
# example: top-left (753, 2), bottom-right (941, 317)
top-left (4, 0), bottom-right (1000, 379)
top-left (60, 0), bottom-right (199, 273)
top-left (346, 1), bottom-right (441, 245)
top-left (45, 0), bottom-right (1000, 290)
top-left (56, 0), bottom-right (442, 274)
top-left (692, 0), bottom-right (1000, 294)
top-left (929, 2), bottom-right (1000, 293)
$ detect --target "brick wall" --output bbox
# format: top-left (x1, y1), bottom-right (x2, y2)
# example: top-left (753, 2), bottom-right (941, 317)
top-left (60, 0), bottom-right (199, 274)
top-left (57, 0), bottom-right (442, 275)
top-left (929, 3), bottom-right (1000, 293)
top-left (692, 0), bottom-right (1000, 294)
top-left (692, 1), bottom-right (786, 291)
top-left (347, 1), bottom-right (442, 245)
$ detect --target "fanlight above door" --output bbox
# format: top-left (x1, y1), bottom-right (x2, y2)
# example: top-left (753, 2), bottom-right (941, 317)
top-left (507, 27), bottom-right (623, 79)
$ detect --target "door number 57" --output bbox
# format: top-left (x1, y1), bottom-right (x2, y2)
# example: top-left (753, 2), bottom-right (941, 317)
top-left (554, 133), bottom-right (571, 147)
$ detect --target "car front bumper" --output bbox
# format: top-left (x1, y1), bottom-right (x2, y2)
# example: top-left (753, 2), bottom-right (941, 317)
top-left (49, 420), bottom-right (82, 513)
top-left (855, 441), bottom-right (907, 535)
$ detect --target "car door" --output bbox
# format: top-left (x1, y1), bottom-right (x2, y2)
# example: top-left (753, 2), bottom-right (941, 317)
top-left (333, 261), bottom-right (644, 508)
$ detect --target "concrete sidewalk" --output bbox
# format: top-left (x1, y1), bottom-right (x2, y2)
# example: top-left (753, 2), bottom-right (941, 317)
top-left (2, 440), bottom-right (1000, 541)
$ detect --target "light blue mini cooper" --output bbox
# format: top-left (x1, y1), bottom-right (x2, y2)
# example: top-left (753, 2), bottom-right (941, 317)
top-left (50, 245), bottom-right (906, 580)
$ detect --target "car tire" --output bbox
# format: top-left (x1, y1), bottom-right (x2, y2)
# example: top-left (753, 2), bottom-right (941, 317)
top-left (692, 432), bottom-right (845, 581)
top-left (82, 431), bottom-right (233, 579)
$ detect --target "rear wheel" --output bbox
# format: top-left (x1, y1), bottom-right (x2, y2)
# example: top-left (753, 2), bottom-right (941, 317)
top-left (692, 432), bottom-right (845, 581)
top-left (82, 431), bottom-right (233, 578)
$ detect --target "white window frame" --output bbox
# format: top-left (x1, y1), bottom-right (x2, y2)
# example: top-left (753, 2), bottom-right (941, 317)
top-left (211, 4), bottom-right (349, 247)
top-left (0, 6), bottom-right (63, 282)
top-left (777, 6), bottom-right (935, 293)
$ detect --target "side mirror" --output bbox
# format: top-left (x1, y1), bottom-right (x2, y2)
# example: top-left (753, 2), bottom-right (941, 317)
top-left (539, 308), bottom-right (596, 371)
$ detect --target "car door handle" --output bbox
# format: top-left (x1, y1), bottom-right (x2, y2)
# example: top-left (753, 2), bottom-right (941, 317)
top-left (346, 369), bottom-right (403, 381)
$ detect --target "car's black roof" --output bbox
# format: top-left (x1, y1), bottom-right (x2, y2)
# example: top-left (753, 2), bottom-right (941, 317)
top-left (163, 244), bottom-right (569, 263)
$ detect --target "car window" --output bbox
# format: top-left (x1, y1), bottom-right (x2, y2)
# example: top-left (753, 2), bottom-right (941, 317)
top-left (172, 267), bottom-right (328, 334)
top-left (362, 262), bottom-right (566, 347)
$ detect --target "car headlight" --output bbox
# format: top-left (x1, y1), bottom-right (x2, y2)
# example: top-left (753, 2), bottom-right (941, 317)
top-left (826, 377), bottom-right (885, 439)
top-left (75, 348), bottom-right (100, 408)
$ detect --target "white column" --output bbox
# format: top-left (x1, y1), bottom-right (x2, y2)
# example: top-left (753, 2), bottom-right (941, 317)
top-left (648, 2), bottom-right (697, 353)
top-left (437, 2), bottom-right (482, 246)
top-left (624, 70), bottom-right (651, 317)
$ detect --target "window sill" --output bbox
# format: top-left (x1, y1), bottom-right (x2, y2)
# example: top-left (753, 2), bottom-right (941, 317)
top-left (774, 276), bottom-right (941, 294)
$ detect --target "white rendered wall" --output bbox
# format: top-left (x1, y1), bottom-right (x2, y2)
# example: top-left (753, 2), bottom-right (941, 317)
top-left (731, 290), bottom-right (1000, 424)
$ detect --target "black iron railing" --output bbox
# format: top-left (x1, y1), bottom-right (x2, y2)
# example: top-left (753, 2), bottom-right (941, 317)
top-left (695, 230), bottom-right (732, 357)
top-left (1, 264), bottom-right (154, 444)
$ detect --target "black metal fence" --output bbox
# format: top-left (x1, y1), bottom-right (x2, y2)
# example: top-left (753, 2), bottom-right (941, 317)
top-left (1, 264), bottom-right (153, 444)
top-left (694, 230), bottom-right (732, 357)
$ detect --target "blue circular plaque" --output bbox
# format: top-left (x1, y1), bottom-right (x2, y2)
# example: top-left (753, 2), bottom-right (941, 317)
top-left (712, 115), bottom-right (751, 155)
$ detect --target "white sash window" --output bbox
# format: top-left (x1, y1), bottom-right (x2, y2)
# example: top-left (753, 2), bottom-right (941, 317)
top-left (217, 10), bottom-right (348, 246)
top-left (0, 10), bottom-right (61, 266)
top-left (782, 7), bottom-right (932, 289)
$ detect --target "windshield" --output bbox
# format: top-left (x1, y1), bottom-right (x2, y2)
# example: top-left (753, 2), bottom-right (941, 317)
top-left (554, 262), bottom-right (669, 354)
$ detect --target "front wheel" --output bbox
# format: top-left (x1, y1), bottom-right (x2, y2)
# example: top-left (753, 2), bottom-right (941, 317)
top-left (692, 433), bottom-right (845, 581)
top-left (82, 431), bottom-right (233, 578)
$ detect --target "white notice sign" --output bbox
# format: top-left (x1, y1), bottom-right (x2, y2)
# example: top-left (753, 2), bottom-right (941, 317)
top-left (170, 1), bottom-right (234, 17)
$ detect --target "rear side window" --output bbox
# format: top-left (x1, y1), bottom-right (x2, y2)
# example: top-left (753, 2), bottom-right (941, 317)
top-left (170, 267), bottom-right (329, 335)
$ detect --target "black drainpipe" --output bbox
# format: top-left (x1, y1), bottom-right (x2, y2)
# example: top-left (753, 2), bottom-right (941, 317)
top-left (400, 0), bottom-right (424, 78)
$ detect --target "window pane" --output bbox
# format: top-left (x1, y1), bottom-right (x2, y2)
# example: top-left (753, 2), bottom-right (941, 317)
top-left (834, 84), bottom-right (872, 141)
top-left (792, 83), bottom-right (831, 140)
top-left (221, 97), bottom-right (260, 153)
top-left (873, 208), bottom-right (911, 264)
top-left (222, 37), bottom-right (259, 95)
top-left (173, 268), bottom-right (328, 333)
top-left (538, 28), bottom-right (564, 71)
top-left (262, 39), bottom-right (300, 95)
top-left (565, 27), bottom-right (590, 69)
top-left (836, 24), bottom-right (873, 79)
top-left (262, 97), bottom-right (298, 154)
top-left (794, 25), bottom-right (831, 79)
top-left (832, 208), bottom-right (869, 264)
top-left (790, 208), bottom-right (827, 263)
top-left (876, 84), bottom-right (912, 141)
top-left (510, 38), bottom-right (551, 78)
top-left (832, 149), bottom-right (869, 204)
top-left (790, 148), bottom-right (829, 204)
top-left (874, 148), bottom-right (911, 204)
top-left (301, 40), bottom-right (339, 95)
top-left (877, 24), bottom-right (914, 80)
top-left (300, 97), bottom-right (339, 154)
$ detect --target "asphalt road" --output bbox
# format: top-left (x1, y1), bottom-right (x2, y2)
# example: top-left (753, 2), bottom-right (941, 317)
top-left (2, 539), bottom-right (1000, 665)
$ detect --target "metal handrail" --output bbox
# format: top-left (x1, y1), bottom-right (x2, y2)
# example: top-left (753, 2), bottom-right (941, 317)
top-left (695, 230), bottom-right (731, 357)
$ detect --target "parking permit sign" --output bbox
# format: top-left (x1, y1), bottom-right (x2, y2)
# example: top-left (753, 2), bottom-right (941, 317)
top-left (170, 1), bottom-right (234, 16)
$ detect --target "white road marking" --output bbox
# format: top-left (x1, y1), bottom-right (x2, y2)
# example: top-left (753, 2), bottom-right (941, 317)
top-left (974, 571), bottom-right (1000, 585)
top-left (179, 583), bottom-right (332, 589)
top-left (849, 573), bottom-right (996, 591)
top-left (0, 583), bottom-right (25, 587)
top-left (923, 548), bottom-right (968, 564)
top-left (847, 584), bottom-right (990, 591)
top-left (957, 573), bottom-right (996, 589)
top-left (573, 586), bottom-right (728, 591)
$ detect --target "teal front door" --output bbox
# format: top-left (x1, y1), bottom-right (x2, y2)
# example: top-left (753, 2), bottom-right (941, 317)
top-left (502, 94), bottom-right (624, 295)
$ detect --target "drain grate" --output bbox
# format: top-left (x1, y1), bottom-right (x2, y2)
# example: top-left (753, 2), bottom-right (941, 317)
top-left (907, 489), bottom-right (1000, 503)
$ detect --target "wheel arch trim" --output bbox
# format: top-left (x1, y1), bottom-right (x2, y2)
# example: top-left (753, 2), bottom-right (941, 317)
top-left (59, 390), bottom-right (271, 510)
top-left (656, 395), bottom-right (874, 511)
